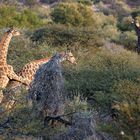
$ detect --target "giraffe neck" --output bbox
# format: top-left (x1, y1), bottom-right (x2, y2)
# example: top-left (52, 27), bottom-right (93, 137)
top-left (0, 32), bottom-right (13, 65)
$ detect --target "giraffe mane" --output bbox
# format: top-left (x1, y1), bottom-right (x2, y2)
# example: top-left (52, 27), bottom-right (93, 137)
top-left (32, 58), bottom-right (50, 63)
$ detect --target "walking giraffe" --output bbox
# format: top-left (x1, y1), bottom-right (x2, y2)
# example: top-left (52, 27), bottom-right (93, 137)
top-left (28, 51), bottom-right (77, 122)
top-left (8, 51), bottom-right (76, 87)
top-left (0, 28), bottom-right (29, 102)
top-left (3, 51), bottom-right (76, 109)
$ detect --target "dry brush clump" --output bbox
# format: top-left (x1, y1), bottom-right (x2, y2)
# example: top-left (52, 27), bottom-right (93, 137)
top-left (28, 53), bottom-right (66, 119)
top-left (51, 112), bottom-right (99, 140)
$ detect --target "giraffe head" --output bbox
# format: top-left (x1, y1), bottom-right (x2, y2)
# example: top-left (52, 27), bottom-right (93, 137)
top-left (60, 50), bottom-right (77, 64)
top-left (7, 27), bottom-right (20, 36)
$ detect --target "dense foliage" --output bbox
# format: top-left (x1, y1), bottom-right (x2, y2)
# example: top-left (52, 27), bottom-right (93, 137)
top-left (51, 3), bottom-right (95, 26)
top-left (65, 46), bottom-right (140, 139)
top-left (0, 0), bottom-right (140, 139)
top-left (0, 5), bottom-right (46, 29)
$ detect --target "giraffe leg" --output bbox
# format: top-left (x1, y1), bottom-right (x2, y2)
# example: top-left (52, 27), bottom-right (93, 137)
top-left (0, 76), bottom-right (9, 103)
top-left (0, 76), bottom-right (9, 88)
top-left (0, 90), bottom-right (4, 103)
top-left (7, 65), bottom-right (30, 86)
top-left (8, 72), bottom-right (30, 86)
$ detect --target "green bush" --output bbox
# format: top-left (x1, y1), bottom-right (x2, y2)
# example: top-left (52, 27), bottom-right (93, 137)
top-left (31, 14), bottom-right (118, 47)
top-left (0, 5), bottom-right (19, 28)
top-left (15, 9), bottom-right (44, 29)
top-left (117, 16), bottom-right (134, 31)
top-left (51, 3), bottom-right (95, 27)
top-left (31, 24), bottom-right (105, 48)
top-left (65, 44), bottom-right (140, 97)
top-left (110, 80), bottom-right (140, 139)
top-left (116, 31), bottom-right (137, 50)
top-left (64, 45), bottom-right (140, 139)
top-left (0, 5), bottom-right (45, 29)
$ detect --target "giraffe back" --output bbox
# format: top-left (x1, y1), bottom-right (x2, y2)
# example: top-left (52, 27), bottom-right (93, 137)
top-left (18, 58), bottom-right (50, 82)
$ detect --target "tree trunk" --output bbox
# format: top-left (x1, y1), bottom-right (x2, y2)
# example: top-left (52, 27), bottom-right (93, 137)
top-left (133, 19), bottom-right (140, 53)
top-left (137, 37), bottom-right (140, 53)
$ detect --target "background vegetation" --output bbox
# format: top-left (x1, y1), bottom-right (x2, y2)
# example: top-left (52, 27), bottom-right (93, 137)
top-left (0, 0), bottom-right (140, 139)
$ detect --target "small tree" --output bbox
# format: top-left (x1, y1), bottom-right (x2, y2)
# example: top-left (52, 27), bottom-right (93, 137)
top-left (51, 3), bottom-right (94, 27)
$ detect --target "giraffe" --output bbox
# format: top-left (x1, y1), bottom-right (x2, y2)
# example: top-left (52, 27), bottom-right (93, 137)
top-left (0, 28), bottom-right (30, 103)
top-left (2, 51), bottom-right (76, 110)
top-left (18, 51), bottom-right (76, 82)
top-left (0, 28), bottom-right (20, 65)
top-left (5, 57), bottom-right (51, 91)
top-left (2, 58), bottom-right (51, 110)
top-left (8, 51), bottom-right (76, 86)
top-left (28, 51), bottom-right (77, 125)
